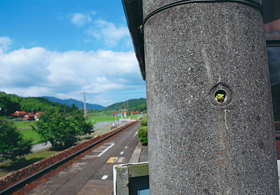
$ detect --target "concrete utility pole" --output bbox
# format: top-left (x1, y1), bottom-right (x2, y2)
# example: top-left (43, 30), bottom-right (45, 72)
top-left (123, 0), bottom-right (280, 194)
top-left (82, 92), bottom-right (87, 117)
top-left (141, 0), bottom-right (279, 194)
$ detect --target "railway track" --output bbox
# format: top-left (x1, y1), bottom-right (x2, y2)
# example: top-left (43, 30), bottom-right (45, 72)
top-left (0, 120), bottom-right (139, 195)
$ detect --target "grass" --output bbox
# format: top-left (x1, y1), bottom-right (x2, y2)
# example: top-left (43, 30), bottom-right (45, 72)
top-left (18, 128), bottom-right (41, 145)
top-left (130, 115), bottom-right (144, 120)
top-left (87, 114), bottom-right (144, 123)
top-left (14, 120), bottom-right (35, 128)
top-left (0, 149), bottom-right (60, 179)
top-left (87, 115), bottom-right (121, 123)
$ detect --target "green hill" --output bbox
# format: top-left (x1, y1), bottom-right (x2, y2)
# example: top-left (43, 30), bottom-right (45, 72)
top-left (0, 92), bottom-right (76, 116)
top-left (104, 98), bottom-right (146, 112)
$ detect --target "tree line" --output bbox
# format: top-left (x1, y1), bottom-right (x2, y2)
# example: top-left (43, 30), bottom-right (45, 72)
top-left (104, 98), bottom-right (146, 112)
top-left (0, 92), bottom-right (78, 116)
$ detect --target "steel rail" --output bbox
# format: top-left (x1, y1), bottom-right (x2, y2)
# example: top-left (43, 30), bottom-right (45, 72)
top-left (0, 120), bottom-right (139, 194)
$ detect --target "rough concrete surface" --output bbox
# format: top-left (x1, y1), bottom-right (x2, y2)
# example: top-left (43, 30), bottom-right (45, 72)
top-left (129, 141), bottom-right (142, 163)
top-left (77, 179), bottom-right (113, 195)
top-left (144, 0), bottom-right (279, 194)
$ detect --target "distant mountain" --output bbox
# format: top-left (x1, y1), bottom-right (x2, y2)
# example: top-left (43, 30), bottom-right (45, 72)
top-left (42, 96), bottom-right (105, 110)
top-left (104, 98), bottom-right (146, 112)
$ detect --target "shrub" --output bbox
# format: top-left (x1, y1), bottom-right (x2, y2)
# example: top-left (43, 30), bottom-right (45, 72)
top-left (138, 126), bottom-right (148, 145)
top-left (141, 117), bottom-right (147, 126)
top-left (138, 116), bottom-right (148, 145)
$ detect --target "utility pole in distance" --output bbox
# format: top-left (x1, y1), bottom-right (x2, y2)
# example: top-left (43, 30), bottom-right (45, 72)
top-left (82, 92), bottom-right (87, 117)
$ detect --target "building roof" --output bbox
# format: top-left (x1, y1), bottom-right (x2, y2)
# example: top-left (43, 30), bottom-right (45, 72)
top-left (12, 111), bottom-right (27, 116)
top-left (122, 0), bottom-right (145, 80)
top-left (35, 111), bottom-right (44, 116)
top-left (16, 111), bottom-right (27, 114)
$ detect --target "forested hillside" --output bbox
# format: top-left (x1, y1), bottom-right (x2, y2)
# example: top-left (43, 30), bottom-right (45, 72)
top-left (0, 92), bottom-right (76, 116)
top-left (104, 98), bottom-right (146, 112)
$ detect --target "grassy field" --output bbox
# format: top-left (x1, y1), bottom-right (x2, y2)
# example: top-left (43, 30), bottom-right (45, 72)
top-left (18, 128), bottom-right (41, 145)
top-left (14, 120), bottom-right (35, 128)
top-left (87, 114), bottom-right (144, 123)
top-left (87, 115), bottom-right (121, 123)
top-left (130, 115), bottom-right (144, 120)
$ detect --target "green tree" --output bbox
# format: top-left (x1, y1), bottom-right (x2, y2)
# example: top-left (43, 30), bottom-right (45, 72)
top-left (34, 109), bottom-right (93, 150)
top-left (0, 118), bottom-right (32, 161)
top-left (71, 103), bottom-right (76, 110)
top-left (0, 96), bottom-right (20, 116)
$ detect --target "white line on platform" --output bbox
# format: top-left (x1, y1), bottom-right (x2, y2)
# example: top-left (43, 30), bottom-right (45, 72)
top-left (101, 175), bottom-right (108, 180)
top-left (120, 151), bottom-right (124, 155)
top-left (92, 150), bottom-right (103, 152)
top-left (125, 146), bottom-right (128, 149)
top-left (133, 132), bottom-right (138, 138)
top-left (98, 143), bottom-right (115, 157)
top-left (83, 155), bottom-right (98, 158)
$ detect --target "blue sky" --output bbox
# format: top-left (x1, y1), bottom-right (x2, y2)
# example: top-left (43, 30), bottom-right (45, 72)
top-left (0, 0), bottom-right (146, 107)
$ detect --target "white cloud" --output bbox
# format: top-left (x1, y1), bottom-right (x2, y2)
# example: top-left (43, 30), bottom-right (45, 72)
top-left (0, 45), bottom-right (145, 106)
top-left (71, 13), bottom-right (92, 27)
top-left (86, 19), bottom-right (130, 47)
top-left (0, 37), bottom-right (13, 53)
top-left (70, 11), bottom-right (130, 48)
